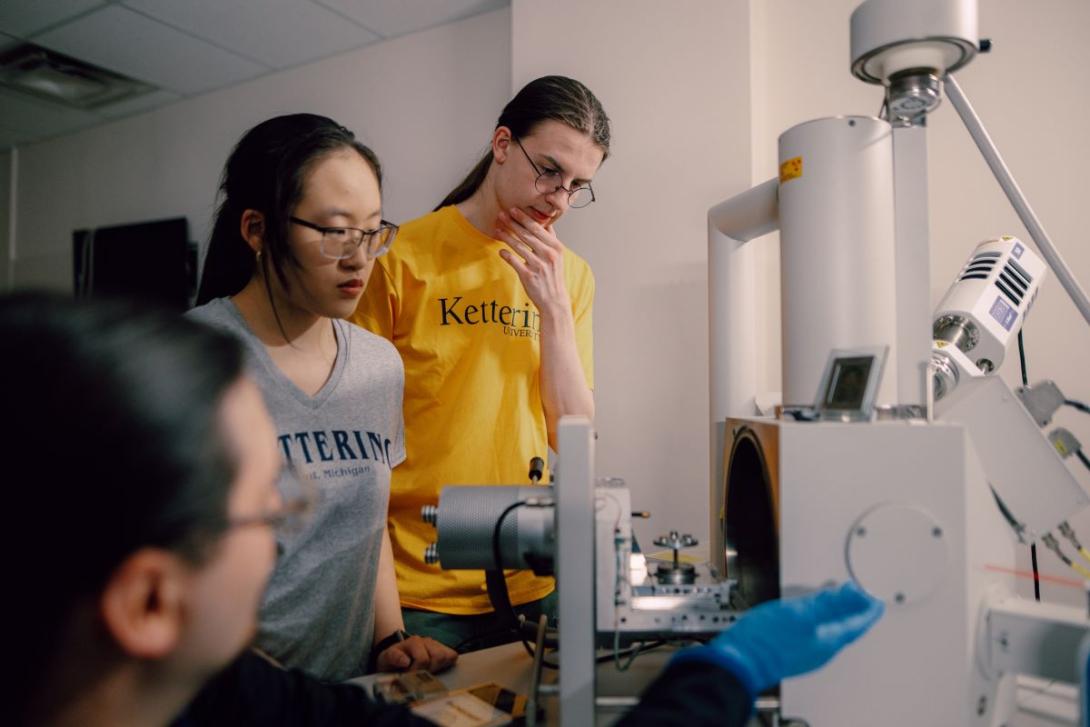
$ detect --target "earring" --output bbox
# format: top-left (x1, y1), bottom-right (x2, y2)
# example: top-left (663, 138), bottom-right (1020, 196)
top-left (256, 249), bottom-right (264, 261)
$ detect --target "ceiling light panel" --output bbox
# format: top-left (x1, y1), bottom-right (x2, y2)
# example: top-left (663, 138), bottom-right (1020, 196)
top-left (34, 5), bottom-right (266, 96)
top-left (0, 87), bottom-right (99, 137)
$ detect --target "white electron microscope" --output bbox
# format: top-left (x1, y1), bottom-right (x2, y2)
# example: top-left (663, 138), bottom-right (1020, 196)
top-left (423, 0), bottom-right (1090, 724)
top-left (708, 0), bottom-right (1090, 724)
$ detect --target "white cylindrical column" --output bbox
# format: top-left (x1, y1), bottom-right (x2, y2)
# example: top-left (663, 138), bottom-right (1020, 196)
top-left (778, 116), bottom-right (899, 408)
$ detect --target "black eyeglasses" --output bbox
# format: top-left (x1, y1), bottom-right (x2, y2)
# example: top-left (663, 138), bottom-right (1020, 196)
top-left (513, 137), bottom-right (596, 209)
top-left (289, 217), bottom-right (398, 260)
top-left (228, 463), bottom-right (317, 536)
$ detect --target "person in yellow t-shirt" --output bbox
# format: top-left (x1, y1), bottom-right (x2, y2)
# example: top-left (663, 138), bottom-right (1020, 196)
top-left (352, 75), bottom-right (610, 650)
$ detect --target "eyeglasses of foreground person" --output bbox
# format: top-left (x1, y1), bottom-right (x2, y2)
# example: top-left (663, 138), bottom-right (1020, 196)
top-left (289, 216), bottom-right (399, 260)
top-left (228, 462), bottom-right (317, 536)
top-left (513, 135), bottom-right (596, 209)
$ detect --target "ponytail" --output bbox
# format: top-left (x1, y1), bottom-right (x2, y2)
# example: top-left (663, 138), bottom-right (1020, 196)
top-left (434, 153), bottom-right (491, 211)
top-left (434, 76), bottom-right (610, 210)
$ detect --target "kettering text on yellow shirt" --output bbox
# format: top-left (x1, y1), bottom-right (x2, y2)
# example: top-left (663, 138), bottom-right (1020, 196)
top-left (353, 205), bottom-right (594, 614)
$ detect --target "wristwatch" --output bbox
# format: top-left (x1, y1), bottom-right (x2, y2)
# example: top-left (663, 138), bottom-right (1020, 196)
top-left (369, 629), bottom-right (411, 672)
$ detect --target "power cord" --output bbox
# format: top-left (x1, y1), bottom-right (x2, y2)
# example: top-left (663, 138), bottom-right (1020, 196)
top-left (489, 499), bottom-right (561, 669)
top-left (1018, 331), bottom-right (1042, 602)
top-left (1065, 398), bottom-right (1090, 415)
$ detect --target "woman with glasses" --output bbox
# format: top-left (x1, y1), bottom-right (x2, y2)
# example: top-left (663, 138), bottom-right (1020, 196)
top-left (4, 294), bottom-right (883, 727)
top-left (352, 76), bottom-right (610, 649)
top-left (190, 113), bottom-right (456, 681)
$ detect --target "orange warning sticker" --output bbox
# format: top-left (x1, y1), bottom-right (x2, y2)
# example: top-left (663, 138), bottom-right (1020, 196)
top-left (780, 156), bottom-right (803, 183)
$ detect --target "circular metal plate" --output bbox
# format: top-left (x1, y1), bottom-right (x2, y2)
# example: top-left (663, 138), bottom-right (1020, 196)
top-left (847, 504), bottom-right (949, 605)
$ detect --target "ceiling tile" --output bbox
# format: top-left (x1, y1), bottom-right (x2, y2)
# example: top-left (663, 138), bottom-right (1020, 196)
top-left (0, 88), bottom-right (100, 138)
top-left (33, 5), bottom-right (267, 95)
top-left (94, 89), bottom-right (181, 119)
top-left (1, 32), bottom-right (23, 53)
top-left (313, 0), bottom-right (507, 38)
top-left (122, 0), bottom-right (380, 69)
top-left (0, 0), bottom-right (106, 37)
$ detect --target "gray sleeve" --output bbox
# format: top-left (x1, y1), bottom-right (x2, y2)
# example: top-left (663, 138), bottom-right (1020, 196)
top-left (389, 343), bottom-right (407, 468)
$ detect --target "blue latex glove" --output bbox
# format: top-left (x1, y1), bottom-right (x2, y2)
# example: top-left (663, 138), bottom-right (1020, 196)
top-left (671, 581), bottom-right (884, 697)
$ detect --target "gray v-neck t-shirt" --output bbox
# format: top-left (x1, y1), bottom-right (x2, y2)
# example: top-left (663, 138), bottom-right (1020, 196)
top-left (187, 298), bottom-right (405, 680)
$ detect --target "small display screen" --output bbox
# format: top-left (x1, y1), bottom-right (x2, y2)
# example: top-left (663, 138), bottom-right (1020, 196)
top-left (823, 356), bottom-right (874, 410)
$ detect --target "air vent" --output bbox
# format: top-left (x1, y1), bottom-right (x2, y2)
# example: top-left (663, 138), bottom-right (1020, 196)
top-left (0, 43), bottom-right (155, 110)
top-left (995, 259), bottom-right (1031, 306)
top-left (958, 251), bottom-right (999, 282)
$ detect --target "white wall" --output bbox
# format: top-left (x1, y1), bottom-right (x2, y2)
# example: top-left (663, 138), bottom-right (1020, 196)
top-left (756, 0), bottom-right (1090, 609)
top-left (512, 0), bottom-right (754, 551)
top-left (10, 0), bottom-right (1089, 614)
top-left (10, 8), bottom-right (511, 290)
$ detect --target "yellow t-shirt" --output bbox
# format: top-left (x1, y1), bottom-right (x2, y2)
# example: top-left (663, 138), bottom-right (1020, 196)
top-left (352, 204), bottom-right (595, 614)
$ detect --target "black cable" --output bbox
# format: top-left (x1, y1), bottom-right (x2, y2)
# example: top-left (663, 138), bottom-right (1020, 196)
top-left (488, 501), bottom-right (562, 669)
top-left (1077, 449), bottom-right (1090, 474)
top-left (1030, 543), bottom-right (1041, 601)
top-left (1065, 398), bottom-right (1090, 415)
top-left (1017, 330), bottom-right (1041, 601)
top-left (1017, 330), bottom-right (1028, 386)
top-left (490, 500), bottom-right (528, 629)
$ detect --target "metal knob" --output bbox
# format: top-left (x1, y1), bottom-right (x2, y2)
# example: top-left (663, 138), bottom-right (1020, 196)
top-left (653, 531), bottom-right (698, 550)
top-left (424, 542), bottom-right (439, 565)
top-left (652, 531), bottom-right (699, 585)
top-left (421, 504), bottom-right (438, 526)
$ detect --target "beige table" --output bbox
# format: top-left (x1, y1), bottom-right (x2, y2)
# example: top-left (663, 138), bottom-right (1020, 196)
top-left (351, 640), bottom-right (677, 725)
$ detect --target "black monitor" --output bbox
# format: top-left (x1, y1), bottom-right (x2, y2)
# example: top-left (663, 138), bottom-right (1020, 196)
top-left (813, 346), bottom-right (889, 421)
top-left (73, 217), bottom-right (194, 310)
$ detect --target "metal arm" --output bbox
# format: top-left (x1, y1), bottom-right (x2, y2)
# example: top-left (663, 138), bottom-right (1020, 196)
top-left (944, 73), bottom-right (1090, 328)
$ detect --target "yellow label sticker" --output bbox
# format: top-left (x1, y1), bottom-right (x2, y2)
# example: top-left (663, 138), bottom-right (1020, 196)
top-left (780, 156), bottom-right (803, 183)
top-left (936, 340), bottom-right (948, 348)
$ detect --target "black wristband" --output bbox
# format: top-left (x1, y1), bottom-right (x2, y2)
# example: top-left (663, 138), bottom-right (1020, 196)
top-left (369, 629), bottom-right (411, 671)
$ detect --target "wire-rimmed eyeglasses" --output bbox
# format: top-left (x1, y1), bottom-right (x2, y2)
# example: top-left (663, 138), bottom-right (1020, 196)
top-left (290, 216), bottom-right (398, 260)
top-left (512, 136), bottom-right (596, 209)
top-left (228, 463), bottom-right (318, 536)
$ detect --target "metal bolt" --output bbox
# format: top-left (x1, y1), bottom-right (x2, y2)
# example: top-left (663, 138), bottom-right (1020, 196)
top-left (424, 542), bottom-right (439, 565)
top-left (856, 526), bottom-right (867, 537)
top-left (894, 592), bottom-right (905, 604)
top-left (932, 526), bottom-right (943, 538)
top-left (421, 504), bottom-right (438, 525)
top-left (977, 695), bottom-right (987, 716)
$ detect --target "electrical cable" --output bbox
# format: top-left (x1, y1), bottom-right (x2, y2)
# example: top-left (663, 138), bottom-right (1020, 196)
top-left (1017, 331), bottom-right (1028, 387)
top-left (1041, 534), bottom-right (1090, 580)
top-left (1065, 399), bottom-right (1090, 415)
top-left (1058, 522), bottom-right (1090, 568)
top-left (486, 500), bottom-right (560, 669)
top-left (496, 500), bottom-right (565, 668)
top-left (610, 638), bottom-right (668, 671)
top-left (1078, 450), bottom-right (1090, 474)
top-left (488, 500), bottom-right (527, 628)
top-left (1018, 330), bottom-right (1041, 601)
top-left (990, 486), bottom-right (1027, 543)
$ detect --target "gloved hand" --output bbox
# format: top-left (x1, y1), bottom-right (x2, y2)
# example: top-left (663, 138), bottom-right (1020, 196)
top-left (671, 581), bottom-right (884, 696)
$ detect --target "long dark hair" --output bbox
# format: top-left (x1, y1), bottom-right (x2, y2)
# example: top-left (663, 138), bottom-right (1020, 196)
top-left (196, 113), bottom-right (383, 306)
top-left (436, 75), bottom-right (611, 211)
top-left (3, 292), bottom-right (245, 724)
